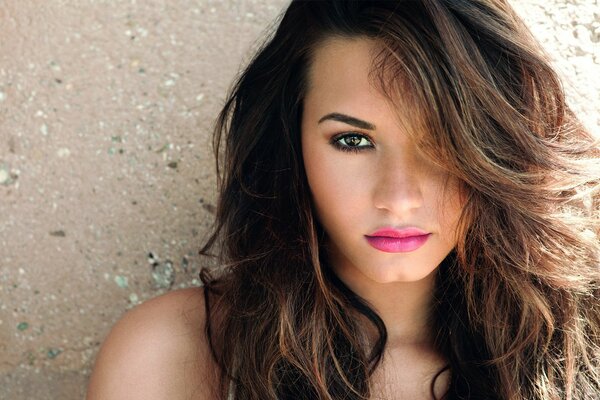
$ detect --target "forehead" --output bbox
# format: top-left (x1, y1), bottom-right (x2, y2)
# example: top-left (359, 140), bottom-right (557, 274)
top-left (304, 36), bottom-right (420, 134)
top-left (306, 37), bottom-right (383, 105)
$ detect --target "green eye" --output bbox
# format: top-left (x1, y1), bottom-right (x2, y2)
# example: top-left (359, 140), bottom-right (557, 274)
top-left (331, 132), bottom-right (375, 153)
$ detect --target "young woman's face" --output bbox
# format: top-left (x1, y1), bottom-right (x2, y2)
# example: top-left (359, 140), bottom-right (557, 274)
top-left (301, 37), bottom-right (465, 285)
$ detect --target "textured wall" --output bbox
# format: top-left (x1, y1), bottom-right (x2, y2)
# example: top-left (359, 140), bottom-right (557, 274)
top-left (0, 1), bottom-right (598, 399)
top-left (0, 1), bottom-right (289, 398)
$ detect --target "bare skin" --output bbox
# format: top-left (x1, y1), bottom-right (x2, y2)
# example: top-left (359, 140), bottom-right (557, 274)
top-left (85, 287), bottom-right (219, 400)
top-left (86, 287), bottom-right (449, 399)
top-left (89, 246), bottom-right (450, 399)
top-left (369, 342), bottom-right (450, 399)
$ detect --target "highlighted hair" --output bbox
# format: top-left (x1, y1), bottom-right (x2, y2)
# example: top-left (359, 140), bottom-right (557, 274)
top-left (199, 1), bottom-right (600, 398)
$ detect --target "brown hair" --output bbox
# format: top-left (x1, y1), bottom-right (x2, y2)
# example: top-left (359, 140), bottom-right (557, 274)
top-left (198, 1), bottom-right (600, 399)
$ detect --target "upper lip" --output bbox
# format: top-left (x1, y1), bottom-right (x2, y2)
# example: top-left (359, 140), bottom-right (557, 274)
top-left (366, 227), bottom-right (430, 238)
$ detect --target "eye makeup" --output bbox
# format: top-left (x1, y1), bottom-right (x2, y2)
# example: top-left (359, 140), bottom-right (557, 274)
top-left (330, 132), bottom-right (375, 153)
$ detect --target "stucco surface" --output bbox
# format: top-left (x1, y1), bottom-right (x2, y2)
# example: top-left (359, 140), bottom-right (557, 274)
top-left (0, 1), bottom-right (598, 399)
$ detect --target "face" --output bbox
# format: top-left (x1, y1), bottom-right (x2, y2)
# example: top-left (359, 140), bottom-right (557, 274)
top-left (301, 37), bottom-right (465, 288)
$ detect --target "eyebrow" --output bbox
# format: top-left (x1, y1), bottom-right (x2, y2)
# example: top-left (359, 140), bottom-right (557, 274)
top-left (317, 112), bottom-right (376, 130)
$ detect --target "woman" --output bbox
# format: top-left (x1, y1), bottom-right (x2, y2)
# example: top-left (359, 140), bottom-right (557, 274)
top-left (86, 1), bottom-right (600, 399)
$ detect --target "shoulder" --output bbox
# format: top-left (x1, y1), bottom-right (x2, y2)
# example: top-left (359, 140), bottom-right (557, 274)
top-left (86, 287), bottom-right (221, 400)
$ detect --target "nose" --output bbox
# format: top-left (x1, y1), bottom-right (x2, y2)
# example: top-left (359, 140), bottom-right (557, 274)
top-left (371, 153), bottom-right (424, 215)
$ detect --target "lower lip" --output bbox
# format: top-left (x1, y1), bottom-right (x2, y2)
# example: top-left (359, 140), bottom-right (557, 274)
top-left (365, 234), bottom-right (431, 253)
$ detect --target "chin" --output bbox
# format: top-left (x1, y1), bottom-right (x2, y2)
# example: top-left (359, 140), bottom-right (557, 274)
top-left (363, 264), bottom-right (438, 284)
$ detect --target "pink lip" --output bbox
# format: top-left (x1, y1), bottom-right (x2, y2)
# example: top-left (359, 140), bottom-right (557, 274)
top-left (365, 227), bottom-right (431, 253)
top-left (367, 227), bottom-right (429, 238)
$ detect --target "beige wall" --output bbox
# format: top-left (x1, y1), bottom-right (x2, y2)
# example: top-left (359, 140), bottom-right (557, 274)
top-left (0, 1), bottom-right (598, 399)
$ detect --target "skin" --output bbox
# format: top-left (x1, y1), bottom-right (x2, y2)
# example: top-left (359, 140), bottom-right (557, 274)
top-left (301, 36), bottom-right (464, 398)
top-left (85, 287), bottom-right (218, 400)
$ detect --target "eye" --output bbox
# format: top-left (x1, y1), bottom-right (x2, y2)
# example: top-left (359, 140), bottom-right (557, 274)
top-left (330, 132), bottom-right (375, 153)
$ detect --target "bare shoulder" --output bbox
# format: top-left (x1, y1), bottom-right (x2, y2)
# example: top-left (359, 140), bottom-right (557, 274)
top-left (86, 287), bottom-right (220, 400)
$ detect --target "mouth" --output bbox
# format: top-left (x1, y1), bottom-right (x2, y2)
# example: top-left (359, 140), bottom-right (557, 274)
top-left (364, 233), bottom-right (431, 253)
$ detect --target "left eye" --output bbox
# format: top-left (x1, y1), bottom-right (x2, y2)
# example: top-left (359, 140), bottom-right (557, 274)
top-left (331, 133), bottom-right (374, 153)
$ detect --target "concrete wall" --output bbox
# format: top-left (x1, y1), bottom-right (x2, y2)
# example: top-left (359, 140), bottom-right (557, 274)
top-left (0, 1), bottom-right (598, 399)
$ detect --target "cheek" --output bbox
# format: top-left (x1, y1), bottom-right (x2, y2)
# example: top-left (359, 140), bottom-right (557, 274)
top-left (302, 144), bottom-right (365, 226)
top-left (302, 140), bottom-right (326, 219)
top-left (305, 155), bottom-right (344, 215)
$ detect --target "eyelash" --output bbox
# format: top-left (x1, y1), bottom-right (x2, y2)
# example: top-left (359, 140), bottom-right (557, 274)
top-left (330, 132), bottom-right (375, 153)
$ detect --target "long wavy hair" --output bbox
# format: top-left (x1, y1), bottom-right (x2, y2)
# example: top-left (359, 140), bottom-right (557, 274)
top-left (198, 1), bottom-right (600, 399)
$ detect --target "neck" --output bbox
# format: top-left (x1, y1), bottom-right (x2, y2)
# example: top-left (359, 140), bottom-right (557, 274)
top-left (326, 248), bottom-right (437, 349)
